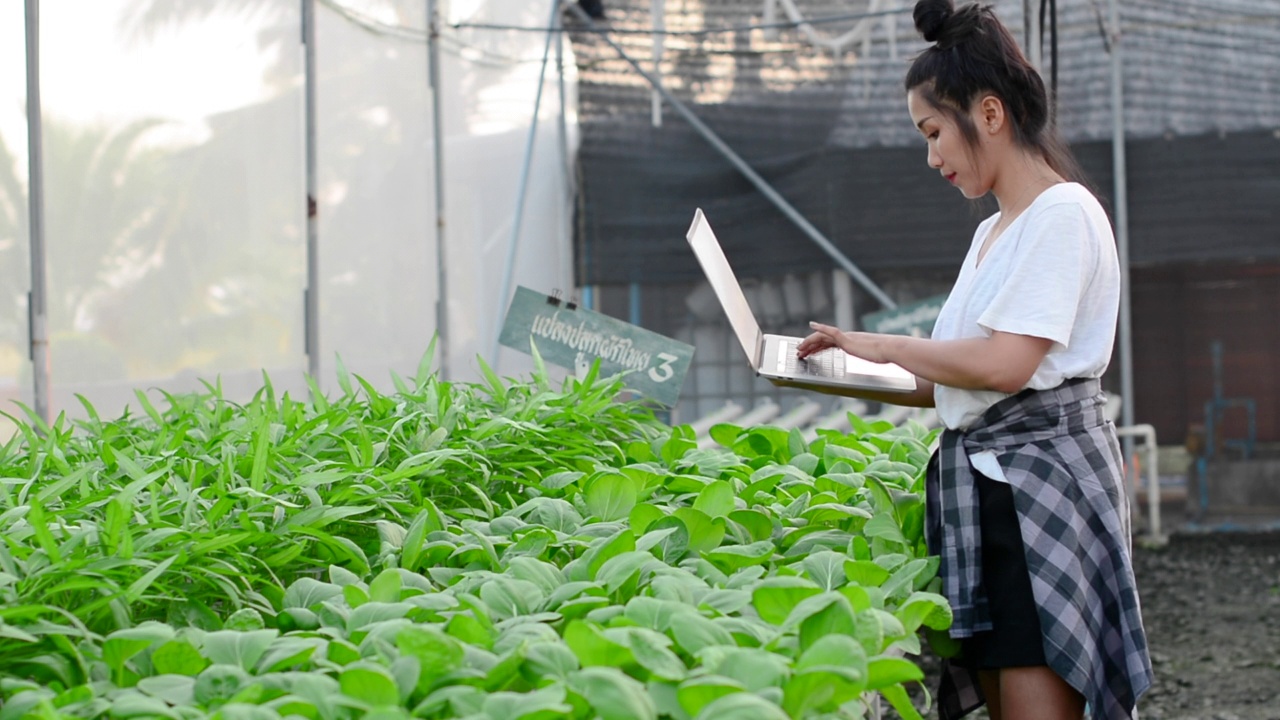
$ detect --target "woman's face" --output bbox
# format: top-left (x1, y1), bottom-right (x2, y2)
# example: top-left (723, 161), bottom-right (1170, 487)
top-left (907, 89), bottom-right (992, 200)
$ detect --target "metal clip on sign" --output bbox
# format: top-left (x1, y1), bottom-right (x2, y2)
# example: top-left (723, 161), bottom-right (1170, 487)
top-left (545, 288), bottom-right (579, 311)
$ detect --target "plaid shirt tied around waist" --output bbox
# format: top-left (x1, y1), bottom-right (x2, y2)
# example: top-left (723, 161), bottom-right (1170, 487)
top-left (926, 378), bottom-right (1153, 720)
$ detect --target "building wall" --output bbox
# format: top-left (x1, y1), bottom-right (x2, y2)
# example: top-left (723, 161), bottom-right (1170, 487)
top-left (1132, 262), bottom-right (1280, 447)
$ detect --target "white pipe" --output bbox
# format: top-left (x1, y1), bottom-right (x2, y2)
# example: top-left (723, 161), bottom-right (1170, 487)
top-left (689, 401), bottom-right (745, 436)
top-left (774, 400), bottom-right (824, 430)
top-left (699, 401), bottom-right (781, 449)
top-left (1115, 423), bottom-right (1163, 545)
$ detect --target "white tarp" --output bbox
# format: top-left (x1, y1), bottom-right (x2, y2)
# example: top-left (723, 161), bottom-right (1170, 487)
top-left (0, 0), bottom-right (577, 426)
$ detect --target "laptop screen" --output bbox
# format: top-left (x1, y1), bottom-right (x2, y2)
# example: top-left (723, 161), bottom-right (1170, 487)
top-left (685, 209), bottom-right (762, 364)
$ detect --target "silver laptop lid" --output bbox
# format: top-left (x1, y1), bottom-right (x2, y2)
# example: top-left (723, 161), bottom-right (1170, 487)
top-left (685, 209), bottom-right (762, 364)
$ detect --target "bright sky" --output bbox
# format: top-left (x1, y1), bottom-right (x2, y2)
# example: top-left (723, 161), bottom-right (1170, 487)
top-left (0, 0), bottom-right (280, 178)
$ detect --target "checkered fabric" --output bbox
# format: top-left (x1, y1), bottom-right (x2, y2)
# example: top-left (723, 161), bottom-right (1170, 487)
top-left (926, 378), bottom-right (1153, 720)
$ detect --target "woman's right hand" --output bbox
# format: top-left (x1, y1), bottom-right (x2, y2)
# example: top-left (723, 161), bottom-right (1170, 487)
top-left (796, 329), bottom-right (838, 359)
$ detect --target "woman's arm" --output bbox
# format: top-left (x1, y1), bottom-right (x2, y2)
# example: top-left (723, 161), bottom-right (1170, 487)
top-left (802, 323), bottom-right (1054, 395)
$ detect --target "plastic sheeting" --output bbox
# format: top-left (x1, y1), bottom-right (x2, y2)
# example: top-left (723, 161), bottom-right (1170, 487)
top-left (0, 0), bottom-right (577, 426)
top-left (0, 1), bottom-right (34, 434)
top-left (313, 0), bottom-right (579, 387)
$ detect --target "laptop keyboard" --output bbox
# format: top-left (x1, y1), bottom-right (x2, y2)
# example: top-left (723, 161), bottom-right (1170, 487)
top-left (781, 341), bottom-right (845, 378)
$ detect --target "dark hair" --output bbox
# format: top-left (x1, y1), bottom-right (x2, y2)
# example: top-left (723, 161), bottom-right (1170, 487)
top-left (905, 0), bottom-right (1086, 185)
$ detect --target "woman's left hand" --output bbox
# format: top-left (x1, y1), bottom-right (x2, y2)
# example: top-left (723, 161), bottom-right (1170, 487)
top-left (803, 322), bottom-right (893, 364)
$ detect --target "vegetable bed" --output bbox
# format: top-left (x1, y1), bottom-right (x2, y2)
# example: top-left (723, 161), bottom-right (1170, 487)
top-left (0, 347), bottom-right (952, 720)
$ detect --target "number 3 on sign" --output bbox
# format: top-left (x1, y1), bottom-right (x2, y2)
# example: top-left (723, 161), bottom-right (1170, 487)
top-left (648, 353), bottom-right (678, 383)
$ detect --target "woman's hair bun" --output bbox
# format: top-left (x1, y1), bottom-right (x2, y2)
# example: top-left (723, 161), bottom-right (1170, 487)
top-left (913, 0), bottom-right (956, 44)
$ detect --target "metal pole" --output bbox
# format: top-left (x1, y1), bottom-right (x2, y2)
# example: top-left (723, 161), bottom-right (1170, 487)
top-left (553, 3), bottom-right (582, 310)
top-left (1026, 0), bottom-right (1043, 71)
top-left (303, 0), bottom-right (321, 381)
top-left (555, 10), bottom-right (571, 188)
top-left (567, 4), bottom-right (897, 310)
top-left (1108, 0), bottom-right (1137, 439)
top-left (427, 0), bottom-right (449, 380)
top-left (492, 0), bottom-right (561, 364)
top-left (24, 0), bottom-right (51, 425)
top-left (651, 0), bottom-right (665, 127)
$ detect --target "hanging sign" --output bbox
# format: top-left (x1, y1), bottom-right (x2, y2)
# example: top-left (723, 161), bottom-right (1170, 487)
top-left (498, 286), bottom-right (694, 406)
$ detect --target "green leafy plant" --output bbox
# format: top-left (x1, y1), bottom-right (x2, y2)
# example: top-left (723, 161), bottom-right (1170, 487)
top-left (0, 351), bottom-right (946, 719)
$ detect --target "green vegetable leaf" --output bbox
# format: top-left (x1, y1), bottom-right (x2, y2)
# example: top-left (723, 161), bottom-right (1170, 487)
top-left (845, 559), bottom-right (892, 587)
top-left (865, 655), bottom-right (925, 690)
top-left (896, 591), bottom-right (954, 633)
top-left (669, 613), bottom-right (735, 655)
top-left (200, 630), bottom-right (278, 671)
top-left (694, 691), bottom-right (790, 720)
top-left (705, 541), bottom-right (774, 573)
top-left (706, 647), bottom-right (791, 692)
top-left (676, 675), bottom-right (745, 717)
top-left (525, 642), bottom-right (581, 682)
top-left (798, 594), bottom-right (857, 652)
top-left (584, 472), bottom-right (640, 522)
top-left (672, 508), bottom-right (725, 554)
top-left (564, 621), bottom-right (635, 668)
top-left (569, 667), bottom-right (657, 720)
top-left (693, 481), bottom-right (736, 518)
top-left (596, 551), bottom-right (661, 594)
top-left (284, 578), bottom-right (344, 609)
top-left (796, 634), bottom-right (867, 686)
top-left (151, 640), bottom-right (209, 677)
top-left (136, 675), bottom-right (196, 706)
top-left (751, 577), bottom-right (822, 626)
top-left (802, 551), bottom-right (848, 591)
top-left (622, 627), bottom-right (688, 681)
top-left (340, 664), bottom-right (402, 708)
top-left (104, 623), bottom-right (175, 676)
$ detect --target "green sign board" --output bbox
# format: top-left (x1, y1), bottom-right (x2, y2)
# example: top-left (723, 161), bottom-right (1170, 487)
top-left (499, 286), bottom-right (694, 407)
top-left (861, 293), bottom-right (948, 337)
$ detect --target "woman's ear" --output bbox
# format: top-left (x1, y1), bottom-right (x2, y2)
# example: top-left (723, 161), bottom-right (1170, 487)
top-left (977, 94), bottom-right (1006, 135)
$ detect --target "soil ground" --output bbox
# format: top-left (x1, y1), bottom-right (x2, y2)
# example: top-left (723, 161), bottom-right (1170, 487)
top-left (902, 519), bottom-right (1280, 719)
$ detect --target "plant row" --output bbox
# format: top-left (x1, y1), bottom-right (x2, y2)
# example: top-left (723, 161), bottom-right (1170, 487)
top-left (0, 347), bottom-right (951, 719)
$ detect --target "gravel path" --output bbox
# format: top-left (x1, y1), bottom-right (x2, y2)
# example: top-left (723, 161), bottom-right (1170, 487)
top-left (900, 531), bottom-right (1280, 719)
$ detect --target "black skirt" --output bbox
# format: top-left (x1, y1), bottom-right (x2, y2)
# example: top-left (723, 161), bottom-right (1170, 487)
top-left (961, 469), bottom-right (1048, 669)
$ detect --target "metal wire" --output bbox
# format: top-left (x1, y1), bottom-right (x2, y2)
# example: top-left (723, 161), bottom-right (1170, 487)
top-left (454, 6), bottom-right (912, 38)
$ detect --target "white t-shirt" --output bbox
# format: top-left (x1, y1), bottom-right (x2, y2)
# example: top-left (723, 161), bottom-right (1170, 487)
top-left (931, 182), bottom-right (1120, 431)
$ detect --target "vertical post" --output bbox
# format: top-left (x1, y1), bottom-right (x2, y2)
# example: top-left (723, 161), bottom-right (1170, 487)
top-left (554, 1), bottom-right (578, 305)
top-left (833, 270), bottom-right (855, 331)
top-left (629, 283), bottom-right (642, 327)
top-left (1025, 0), bottom-right (1042, 71)
top-left (650, 0), bottom-right (665, 127)
top-left (24, 0), bottom-right (51, 425)
top-left (492, 0), bottom-right (561, 365)
top-left (1108, 0), bottom-right (1136, 440)
top-left (302, 0), bottom-right (321, 381)
top-left (427, 0), bottom-right (449, 380)
top-left (555, 4), bottom-right (572, 198)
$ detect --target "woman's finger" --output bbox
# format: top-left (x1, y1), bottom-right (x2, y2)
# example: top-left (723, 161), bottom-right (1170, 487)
top-left (796, 331), bottom-right (833, 357)
top-left (808, 321), bottom-right (842, 337)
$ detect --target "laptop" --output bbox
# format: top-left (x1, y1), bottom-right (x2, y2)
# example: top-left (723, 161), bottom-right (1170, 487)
top-left (684, 208), bottom-right (917, 394)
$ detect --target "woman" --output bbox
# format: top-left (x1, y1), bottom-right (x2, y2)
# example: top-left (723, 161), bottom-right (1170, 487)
top-left (794, 1), bottom-right (1153, 718)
